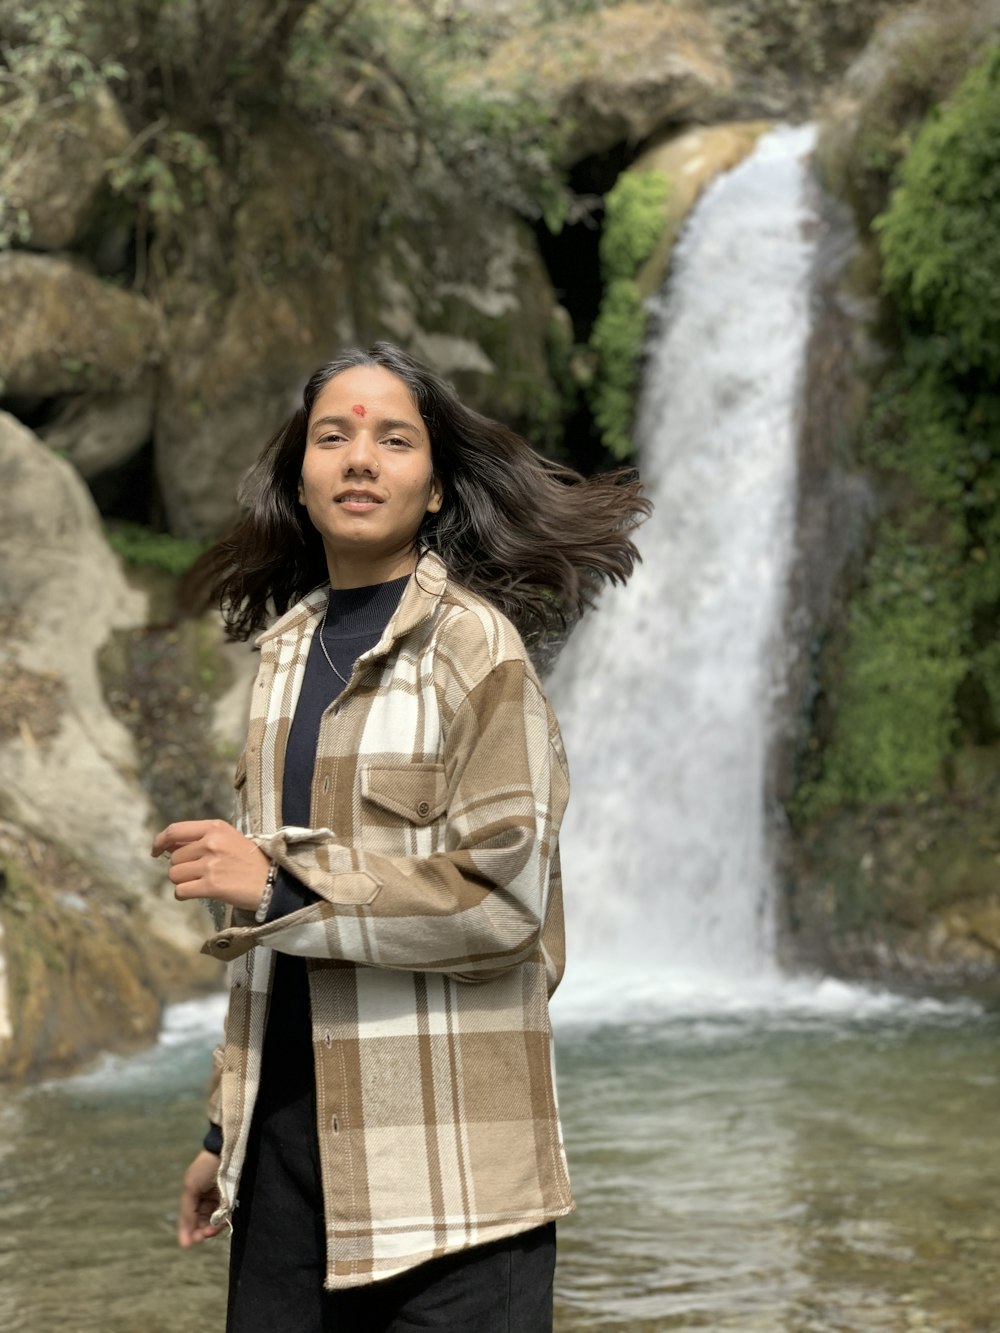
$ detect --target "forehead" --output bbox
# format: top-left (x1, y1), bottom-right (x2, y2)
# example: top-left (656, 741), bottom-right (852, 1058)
top-left (311, 365), bottom-right (423, 425)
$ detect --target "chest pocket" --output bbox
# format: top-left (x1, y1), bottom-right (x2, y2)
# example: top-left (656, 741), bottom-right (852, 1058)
top-left (360, 762), bottom-right (448, 826)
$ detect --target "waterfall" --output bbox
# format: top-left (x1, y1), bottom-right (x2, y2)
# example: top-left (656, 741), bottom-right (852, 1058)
top-left (550, 125), bottom-right (821, 999)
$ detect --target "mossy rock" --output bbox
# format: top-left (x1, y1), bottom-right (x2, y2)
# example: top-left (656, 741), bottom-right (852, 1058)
top-left (0, 836), bottom-right (211, 1080)
top-left (785, 743), bottom-right (1000, 987)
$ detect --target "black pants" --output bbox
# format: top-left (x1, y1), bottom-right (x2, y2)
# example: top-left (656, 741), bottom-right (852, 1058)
top-left (227, 1106), bottom-right (556, 1333)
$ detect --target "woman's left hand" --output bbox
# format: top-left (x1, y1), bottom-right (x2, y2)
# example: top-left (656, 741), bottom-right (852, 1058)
top-left (151, 819), bottom-right (271, 912)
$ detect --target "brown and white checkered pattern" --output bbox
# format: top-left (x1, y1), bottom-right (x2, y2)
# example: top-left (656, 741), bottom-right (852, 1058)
top-left (204, 553), bottom-right (574, 1288)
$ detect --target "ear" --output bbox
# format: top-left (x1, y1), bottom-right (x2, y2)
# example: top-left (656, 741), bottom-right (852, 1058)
top-left (297, 475), bottom-right (305, 505)
top-left (426, 472), bottom-right (443, 515)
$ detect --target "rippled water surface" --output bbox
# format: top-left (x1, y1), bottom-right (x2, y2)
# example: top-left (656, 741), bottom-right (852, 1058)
top-left (1, 981), bottom-right (998, 1332)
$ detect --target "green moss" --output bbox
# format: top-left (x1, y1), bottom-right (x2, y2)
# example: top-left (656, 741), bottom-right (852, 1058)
top-left (599, 171), bottom-right (673, 283)
top-left (587, 170), bottom-right (671, 460)
top-left (589, 278), bottom-right (646, 461)
top-left (801, 526), bottom-right (966, 814)
top-left (106, 521), bottom-right (204, 576)
top-left (798, 356), bottom-right (1000, 818)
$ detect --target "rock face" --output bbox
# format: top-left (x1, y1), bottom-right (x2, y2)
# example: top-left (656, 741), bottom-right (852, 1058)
top-left (0, 84), bottom-right (130, 251)
top-left (0, 252), bottom-right (162, 401)
top-left (0, 413), bottom-right (212, 1078)
top-left (154, 120), bottom-right (563, 538)
top-left (465, 3), bottom-right (733, 164)
top-left (784, 758), bottom-right (1000, 985)
top-left (816, 0), bottom-right (1000, 223)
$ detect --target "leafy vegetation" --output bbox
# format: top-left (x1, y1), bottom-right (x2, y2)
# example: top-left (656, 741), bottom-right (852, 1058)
top-left (800, 46), bottom-right (1000, 816)
top-left (588, 169), bottom-right (670, 460)
top-left (876, 45), bottom-right (1000, 377)
top-left (106, 521), bottom-right (204, 576)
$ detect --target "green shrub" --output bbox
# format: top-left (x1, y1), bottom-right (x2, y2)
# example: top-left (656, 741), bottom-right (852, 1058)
top-left (587, 169), bottom-right (670, 459)
top-left (876, 45), bottom-right (1000, 376)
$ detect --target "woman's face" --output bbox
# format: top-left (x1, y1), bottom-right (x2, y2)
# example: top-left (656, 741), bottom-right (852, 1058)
top-left (299, 365), bottom-right (443, 587)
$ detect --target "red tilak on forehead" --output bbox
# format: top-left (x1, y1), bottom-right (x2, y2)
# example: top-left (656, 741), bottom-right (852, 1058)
top-left (351, 403), bottom-right (366, 417)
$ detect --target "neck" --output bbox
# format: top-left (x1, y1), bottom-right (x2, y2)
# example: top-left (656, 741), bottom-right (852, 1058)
top-left (323, 545), bottom-right (419, 590)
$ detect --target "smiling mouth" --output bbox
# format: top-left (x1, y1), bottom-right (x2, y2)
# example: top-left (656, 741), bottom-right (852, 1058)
top-left (336, 492), bottom-right (383, 505)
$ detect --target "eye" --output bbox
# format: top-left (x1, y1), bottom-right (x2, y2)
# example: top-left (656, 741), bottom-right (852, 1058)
top-left (383, 435), bottom-right (413, 448)
top-left (316, 432), bottom-right (346, 447)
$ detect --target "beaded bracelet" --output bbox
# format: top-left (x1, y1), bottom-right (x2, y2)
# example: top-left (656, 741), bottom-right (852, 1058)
top-left (255, 859), bottom-right (278, 924)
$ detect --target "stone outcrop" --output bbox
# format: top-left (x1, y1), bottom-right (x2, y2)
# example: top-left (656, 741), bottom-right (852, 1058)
top-left (0, 83), bottom-right (131, 251)
top-left (784, 754), bottom-right (1000, 985)
top-left (0, 251), bottom-right (162, 401)
top-left (461, 3), bottom-right (733, 165)
top-left (0, 413), bottom-right (213, 1078)
top-left (816, 0), bottom-right (1000, 223)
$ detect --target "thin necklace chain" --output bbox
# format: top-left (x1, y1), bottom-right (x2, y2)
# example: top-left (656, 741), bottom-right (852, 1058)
top-left (318, 602), bottom-right (351, 688)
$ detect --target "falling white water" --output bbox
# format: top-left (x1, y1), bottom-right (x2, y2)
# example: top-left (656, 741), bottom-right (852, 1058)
top-left (550, 125), bottom-right (821, 999)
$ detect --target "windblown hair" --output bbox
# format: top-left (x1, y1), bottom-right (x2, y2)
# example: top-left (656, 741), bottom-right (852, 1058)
top-left (198, 342), bottom-right (651, 641)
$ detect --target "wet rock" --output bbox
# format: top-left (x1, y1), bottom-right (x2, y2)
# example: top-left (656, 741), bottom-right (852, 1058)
top-left (0, 252), bottom-right (162, 400)
top-left (632, 122), bottom-right (769, 298)
top-left (783, 745), bottom-right (1000, 987)
top-left (0, 84), bottom-right (131, 251)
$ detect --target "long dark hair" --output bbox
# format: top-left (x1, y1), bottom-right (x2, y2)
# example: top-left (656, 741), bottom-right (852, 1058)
top-left (197, 342), bottom-right (650, 640)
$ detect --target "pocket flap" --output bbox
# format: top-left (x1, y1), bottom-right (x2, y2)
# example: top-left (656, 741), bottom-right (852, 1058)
top-left (361, 763), bottom-right (447, 825)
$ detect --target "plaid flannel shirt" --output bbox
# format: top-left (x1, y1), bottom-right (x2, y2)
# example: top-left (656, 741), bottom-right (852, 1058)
top-left (202, 552), bottom-right (574, 1288)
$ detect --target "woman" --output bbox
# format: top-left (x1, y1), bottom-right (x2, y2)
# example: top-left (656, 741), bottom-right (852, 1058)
top-left (152, 342), bottom-right (648, 1332)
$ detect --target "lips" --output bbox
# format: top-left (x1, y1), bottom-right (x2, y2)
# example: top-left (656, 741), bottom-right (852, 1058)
top-left (335, 490), bottom-right (384, 506)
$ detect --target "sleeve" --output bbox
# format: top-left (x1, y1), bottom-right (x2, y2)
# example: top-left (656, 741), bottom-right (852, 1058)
top-left (266, 867), bottom-right (316, 921)
top-left (202, 658), bottom-right (568, 980)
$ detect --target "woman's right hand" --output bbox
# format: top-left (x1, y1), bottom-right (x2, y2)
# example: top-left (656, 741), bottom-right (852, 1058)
top-left (177, 1149), bottom-right (226, 1248)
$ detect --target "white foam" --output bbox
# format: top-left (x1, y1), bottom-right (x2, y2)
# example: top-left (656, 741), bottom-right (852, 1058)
top-left (551, 961), bottom-right (981, 1034)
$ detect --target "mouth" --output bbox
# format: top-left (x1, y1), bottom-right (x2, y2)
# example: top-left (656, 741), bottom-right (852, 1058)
top-left (335, 491), bottom-right (384, 508)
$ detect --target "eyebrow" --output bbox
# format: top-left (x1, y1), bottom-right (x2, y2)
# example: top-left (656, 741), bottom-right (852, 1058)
top-left (310, 414), bottom-right (422, 437)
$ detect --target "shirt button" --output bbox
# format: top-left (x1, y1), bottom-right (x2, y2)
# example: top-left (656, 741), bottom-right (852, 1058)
top-left (416, 800), bottom-right (430, 817)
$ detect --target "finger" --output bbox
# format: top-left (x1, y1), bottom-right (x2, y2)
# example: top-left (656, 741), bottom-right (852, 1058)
top-left (167, 840), bottom-right (204, 866)
top-left (187, 1220), bottom-right (226, 1246)
top-left (168, 860), bottom-right (203, 886)
top-left (151, 821), bottom-right (215, 857)
top-left (173, 877), bottom-right (207, 902)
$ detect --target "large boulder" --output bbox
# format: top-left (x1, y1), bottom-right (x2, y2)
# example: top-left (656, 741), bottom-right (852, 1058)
top-left (0, 413), bottom-right (211, 1077)
top-left (0, 252), bottom-right (162, 401)
top-left (458, 3), bottom-right (733, 165)
top-left (0, 84), bottom-right (131, 251)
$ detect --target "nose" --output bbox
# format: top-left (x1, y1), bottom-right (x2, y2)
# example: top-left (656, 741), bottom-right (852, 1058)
top-left (342, 429), bottom-right (379, 477)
